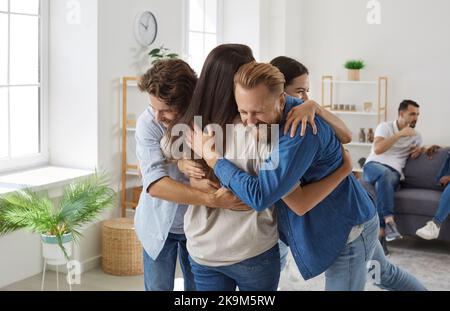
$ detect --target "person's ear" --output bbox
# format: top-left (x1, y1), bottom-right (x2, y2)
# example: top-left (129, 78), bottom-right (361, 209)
top-left (279, 93), bottom-right (286, 111)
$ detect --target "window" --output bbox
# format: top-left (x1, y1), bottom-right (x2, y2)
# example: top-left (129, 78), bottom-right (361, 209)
top-left (186, 0), bottom-right (222, 74)
top-left (0, 0), bottom-right (48, 173)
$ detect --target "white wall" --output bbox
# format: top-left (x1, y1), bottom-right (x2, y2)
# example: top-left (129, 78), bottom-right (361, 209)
top-left (0, 0), bottom-right (185, 288)
top-left (49, 0), bottom-right (98, 169)
top-left (0, 0), bottom-right (101, 289)
top-left (97, 0), bottom-right (185, 189)
top-left (222, 0), bottom-right (304, 62)
top-left (0, 231), bottom-right (42, 288)
top-left (225, 0), bottom-right (449, 145)
top-left (222, 0), bottom-right (262, 60)
top-left (296, 0), bottom-right (450, 145)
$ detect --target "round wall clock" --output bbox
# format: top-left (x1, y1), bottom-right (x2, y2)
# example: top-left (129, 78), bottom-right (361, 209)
top-left (135, 11), bottom-right (158, 46)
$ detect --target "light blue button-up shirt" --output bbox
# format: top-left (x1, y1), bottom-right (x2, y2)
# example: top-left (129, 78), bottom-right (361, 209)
top-left (134, 107), bottom-right (188, 260)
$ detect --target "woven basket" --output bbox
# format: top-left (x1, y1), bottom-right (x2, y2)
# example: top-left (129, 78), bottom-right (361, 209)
top-left (102, 218), bottom-right (143, 276)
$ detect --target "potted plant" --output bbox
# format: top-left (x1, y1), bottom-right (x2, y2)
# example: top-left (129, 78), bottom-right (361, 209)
top-left (148, 45), bottom-right (179, 65)
top-left (344, 60), bottom-right (365, 81)
top-left (0, 173), bottom-right (115, 265)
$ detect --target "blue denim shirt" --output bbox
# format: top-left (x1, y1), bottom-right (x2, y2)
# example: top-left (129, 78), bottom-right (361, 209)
top-left (214, 96), bottom-right (376, 280)
top-left (134, 108), bottom-right (188, 260)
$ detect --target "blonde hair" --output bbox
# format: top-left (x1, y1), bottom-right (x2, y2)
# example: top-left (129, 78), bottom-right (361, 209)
top-left (234, 62), bottom-right (286, 96)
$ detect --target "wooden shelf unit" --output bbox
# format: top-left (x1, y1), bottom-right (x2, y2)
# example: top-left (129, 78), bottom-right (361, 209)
top-left (321, 75), bottom-right (388, 124)
top-left (321, 75), bottom-right (388, 173)
top-left (121, 76), bottom-right (141, 217)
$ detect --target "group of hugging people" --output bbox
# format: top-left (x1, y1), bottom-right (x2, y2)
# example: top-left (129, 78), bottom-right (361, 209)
top-left (133, 43), bottom-right (428, 291)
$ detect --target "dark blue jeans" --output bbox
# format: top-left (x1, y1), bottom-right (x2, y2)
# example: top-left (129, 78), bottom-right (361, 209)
top-left (189, 244), bottom-right (280, 291)
top-left (435, 184), bottom-right (450, 224)
top-left (143, 233), bottom-right (196, 291)
top-left (363, 162), bottom-right (401, 227)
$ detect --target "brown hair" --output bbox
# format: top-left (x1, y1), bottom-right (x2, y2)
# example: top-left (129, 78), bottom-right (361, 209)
top-left (234, 62), bottom-right (285, 97)
top-left (138, 59), bottom-right (198, 115)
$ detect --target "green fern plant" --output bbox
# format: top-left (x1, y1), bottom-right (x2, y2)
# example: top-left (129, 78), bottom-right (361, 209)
top-left (344, 60), bottom-right (365, 70)
top-left (148, 45), bottom-right (179, 65)
top-left (0, 173), bottom-right (116, 259)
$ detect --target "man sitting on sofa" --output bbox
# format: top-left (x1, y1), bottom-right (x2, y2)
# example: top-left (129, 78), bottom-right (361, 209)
top-left (416, 147), bottom-right (450, 240)
top-left (363, 100), bottom-right (424, 246)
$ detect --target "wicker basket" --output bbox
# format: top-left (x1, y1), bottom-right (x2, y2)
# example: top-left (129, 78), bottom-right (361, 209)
top-left (102, 218), bottom-right (143, 276)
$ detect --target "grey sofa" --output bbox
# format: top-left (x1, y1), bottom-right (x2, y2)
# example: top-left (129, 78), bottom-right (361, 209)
top-left (361, 147), bottom-right (450, 242)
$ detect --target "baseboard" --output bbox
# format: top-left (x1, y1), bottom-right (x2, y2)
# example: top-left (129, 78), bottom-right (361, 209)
top-left (47, 255), bottom-right (102, 274)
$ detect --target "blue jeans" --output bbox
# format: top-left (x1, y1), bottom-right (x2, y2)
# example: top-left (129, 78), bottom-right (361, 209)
top-left (189, 245), bottom-right (281, 291)
top-left (363, 162), bottom-right (401, 227)
top-left (143, 233), bottom-right (196, 291)
top-left (325, 215), bottom-right (427, 291)
top-left (435, 184), bottom-right (450, 224)
top-left (325, 215), bottom-right (379, 291)
top-left (279, 240), bottom-right (289, 271)
top-left (370, 236), bottom-right (427, 291)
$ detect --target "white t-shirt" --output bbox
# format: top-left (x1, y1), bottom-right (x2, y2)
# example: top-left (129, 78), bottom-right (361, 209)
top-left (365, 121), bottom-right (423, 175)
top-left (182, 121), bottom-right (279, 267)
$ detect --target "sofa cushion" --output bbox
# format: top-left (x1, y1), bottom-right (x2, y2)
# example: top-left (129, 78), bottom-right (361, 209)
top-left (394, 188), bottom-right (442, 217)
top-left (402, 147), bottom-right (450, 191)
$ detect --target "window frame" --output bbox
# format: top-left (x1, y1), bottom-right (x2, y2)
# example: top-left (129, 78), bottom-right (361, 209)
top-left (184, 0), bottom-right (224, 74)
top-left (0, 0), bottom-right (49, 174)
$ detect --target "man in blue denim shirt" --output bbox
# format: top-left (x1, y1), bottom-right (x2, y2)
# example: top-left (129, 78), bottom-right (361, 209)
top-left (194, 62), bottom-right (426, 290)
top-left (416, 148), bottom-right (450, 240)
top-left (134, 60), bottom-right (244, 291)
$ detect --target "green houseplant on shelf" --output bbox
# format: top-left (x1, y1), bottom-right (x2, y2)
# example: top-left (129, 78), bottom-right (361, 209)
top-left (148, 45), bottom-right (179, 65)
top-left (344, 60), bottom-right (365, 81)
top-left (0, 173), bottom-right (116, 265)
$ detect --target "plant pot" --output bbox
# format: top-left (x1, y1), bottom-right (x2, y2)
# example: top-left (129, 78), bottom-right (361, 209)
top-left (347, 69), bottom-right (360, 81)
top-left (41, 233), bottom-right (73, 265)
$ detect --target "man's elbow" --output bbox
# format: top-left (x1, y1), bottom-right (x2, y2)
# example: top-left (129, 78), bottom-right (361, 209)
top-left (148, 185), bottom-right (157, 197)
top-left (341, 133), bottom-right (353, 145)
top-left (374, 147), bottom-right (384, 155)
top-left (148, 183), bottom-right (162, 198)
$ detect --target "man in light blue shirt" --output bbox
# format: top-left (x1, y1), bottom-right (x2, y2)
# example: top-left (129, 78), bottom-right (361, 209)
top-left (135, 60), bottom-right (244, 291)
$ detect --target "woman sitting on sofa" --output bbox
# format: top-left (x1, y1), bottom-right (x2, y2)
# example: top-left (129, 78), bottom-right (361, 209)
top-left (416, 146), bottom-right (450, 240)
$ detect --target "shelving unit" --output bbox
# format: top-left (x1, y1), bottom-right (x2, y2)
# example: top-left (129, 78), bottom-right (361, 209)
top-left (321, 75), bottom-right (388, 173)
top-left (121, 76), bottom-right (141, 217)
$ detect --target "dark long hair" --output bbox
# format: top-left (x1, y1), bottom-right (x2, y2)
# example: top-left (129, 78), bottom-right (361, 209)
top-left (175, 44), bottom-right (255, 130)
top-left (167, 44), bottom-right (255, 177)
top-left (270, 56), bottom-right (309, 87)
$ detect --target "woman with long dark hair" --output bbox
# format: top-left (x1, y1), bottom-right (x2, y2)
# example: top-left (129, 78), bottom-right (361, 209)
top-left (170, 44), bottom-right (354, 291)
